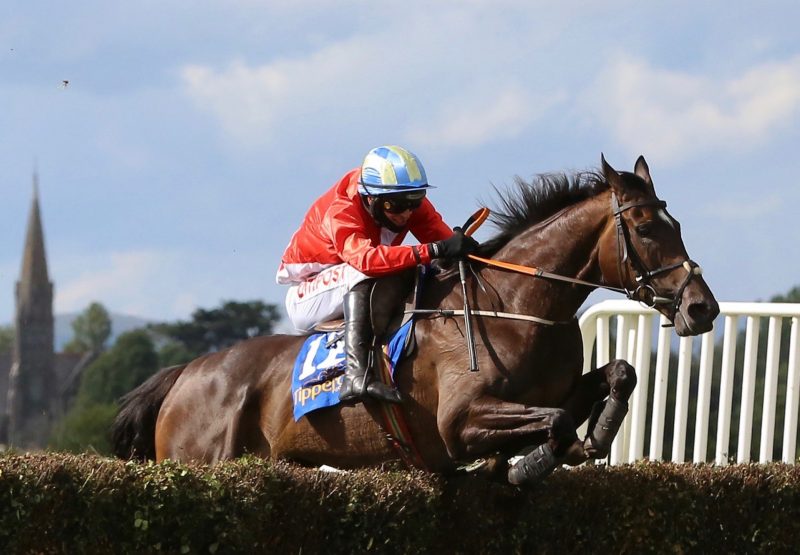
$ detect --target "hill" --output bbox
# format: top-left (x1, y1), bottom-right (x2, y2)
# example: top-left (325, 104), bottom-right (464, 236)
top-left (54, 312), bottom-right (153, 351)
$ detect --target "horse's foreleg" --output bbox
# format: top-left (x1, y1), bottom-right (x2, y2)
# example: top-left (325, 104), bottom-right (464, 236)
top-left (561, 359), bottom-right (637, 459)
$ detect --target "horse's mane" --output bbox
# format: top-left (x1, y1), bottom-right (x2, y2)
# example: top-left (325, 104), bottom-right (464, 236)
top-left (476, 170), bottom-right (608, 257)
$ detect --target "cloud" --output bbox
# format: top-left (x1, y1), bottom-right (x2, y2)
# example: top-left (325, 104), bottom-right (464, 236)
top-left (178, 9), bottom-right (554, 152)
top-left (585, 55), bottom-right (800, 162)
top-left (713, 193), bottom-right (784, 221)
top-left (406, 87), bottom-right (563, 149)
top-left (49, 246), bottom-right (281, 322)
top-left (180, 36), bottom-right (396, 148)
top-left (55, 249), bottom-right (176, 316)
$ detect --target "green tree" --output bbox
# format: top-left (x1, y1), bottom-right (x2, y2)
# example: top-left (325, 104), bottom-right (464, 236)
top-left (0, 325), bottom-right (13, 355)
top-left (51, 329), bottom-right (160, 454)
top-left (63, 302), bottom-right (112, 354)
top-left (77, 329), bottom-right (159, 405)
top-left (150, 300), bottom-right (280, 361)
top-left (49, 403), bottom-right (117, 454)
top-left (771, 286), bottom-right (800, 303)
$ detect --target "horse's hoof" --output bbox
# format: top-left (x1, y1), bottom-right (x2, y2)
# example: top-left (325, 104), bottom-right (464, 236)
top-left (582, 437), bottom-right (609, 459)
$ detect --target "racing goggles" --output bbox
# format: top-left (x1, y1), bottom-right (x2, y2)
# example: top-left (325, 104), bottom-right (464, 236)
top-left (380, 191), bottom-right (426, 213)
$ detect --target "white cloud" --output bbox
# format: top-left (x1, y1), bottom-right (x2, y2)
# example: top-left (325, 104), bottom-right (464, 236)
top-left (55, 250), bottom-right (174, 316)
top-left (179, 9), bottom-right (554, 151)
top-left (180, 36), bottom-right (390, 147)
top-left (713, 193), bottom-right (784, 221)
top-left (49, 246), bottom-right (282, 322)
top-left (406, 87), bottom-right (563, 149)
top-left (585, 55), bottom-right (800, 162)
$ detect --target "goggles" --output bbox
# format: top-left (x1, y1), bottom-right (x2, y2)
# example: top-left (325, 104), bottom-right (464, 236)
top-left (379, 191), bottom-right (426, 213)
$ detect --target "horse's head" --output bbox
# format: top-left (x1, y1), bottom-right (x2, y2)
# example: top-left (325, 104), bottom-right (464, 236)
top-left (598, 155), bottom-right (719, 336)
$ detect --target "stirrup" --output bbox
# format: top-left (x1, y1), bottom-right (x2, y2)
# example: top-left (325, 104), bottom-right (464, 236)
top-left (339, 375), bottom-right (401, 404)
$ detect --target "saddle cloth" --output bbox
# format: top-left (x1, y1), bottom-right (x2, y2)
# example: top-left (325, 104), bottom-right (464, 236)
top-left (291, 320), bottom-right (413, 421)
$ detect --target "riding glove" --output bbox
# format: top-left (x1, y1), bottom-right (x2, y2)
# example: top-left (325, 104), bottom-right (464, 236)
top-left (429, 227), bottom-right (479, 259)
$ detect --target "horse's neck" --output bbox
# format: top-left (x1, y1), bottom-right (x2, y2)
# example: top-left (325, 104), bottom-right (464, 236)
top-left (489, 193), bottom-right (611, 319)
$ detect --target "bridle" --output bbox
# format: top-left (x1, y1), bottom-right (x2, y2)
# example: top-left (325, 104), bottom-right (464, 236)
top-left (610, 192), bottom-right (703, 318)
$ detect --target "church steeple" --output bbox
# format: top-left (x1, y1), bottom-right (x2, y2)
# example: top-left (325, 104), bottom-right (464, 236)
top-left (17, 172), bottom-right (51, 308)
top-left (7, 171), bottom-right (55, 448)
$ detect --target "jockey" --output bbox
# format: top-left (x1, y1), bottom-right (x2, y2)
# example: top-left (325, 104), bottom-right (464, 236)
top-left (277, 145), bottom-right (479, 404)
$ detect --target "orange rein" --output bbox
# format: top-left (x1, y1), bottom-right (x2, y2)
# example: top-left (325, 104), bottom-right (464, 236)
top-left (464, 207), bottom-right (626, 293)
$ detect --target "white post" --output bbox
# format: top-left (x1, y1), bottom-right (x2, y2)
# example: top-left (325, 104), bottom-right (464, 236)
top-left (672, 335), bottom-right (694, 463)
top-left (737, 316), bottom-right (761, 464)
top-left (716, 315), bottom-right (738, 465)
top-left (693, 330), bottom-right (716, 463)
top-left (629, 313), bottom-right (653, 462)
top-left (782, 317), bottom-right (800, 463)
top-left (596, 316), bottom-right (610, 367)
top-left (610, 315), bottom-right (633, 465)
top-left (648, 316), bottom-right (673, 461)
top-left (760, 317), bottom-right (783, 462)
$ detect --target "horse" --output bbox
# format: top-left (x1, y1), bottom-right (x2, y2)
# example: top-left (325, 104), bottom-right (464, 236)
top-left (112, 155), bottom-right (719, 485)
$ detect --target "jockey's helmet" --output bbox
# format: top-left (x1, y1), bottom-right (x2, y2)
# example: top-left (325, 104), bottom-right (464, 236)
top-left (358, 145), bottom-right (434, 196)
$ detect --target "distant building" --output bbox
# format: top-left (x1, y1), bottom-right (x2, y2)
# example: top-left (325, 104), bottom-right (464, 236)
top-left (1, 174), bottom-right (95, 449)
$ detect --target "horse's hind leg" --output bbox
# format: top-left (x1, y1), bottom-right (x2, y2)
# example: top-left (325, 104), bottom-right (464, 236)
top-left (447, 397), bottom-right (582, 485)
top-left (561, 359), bottom-right (637, 459)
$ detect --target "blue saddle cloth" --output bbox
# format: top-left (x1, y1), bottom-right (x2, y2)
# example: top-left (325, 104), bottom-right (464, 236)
top-left (291, 320), bottom-right (413, 421)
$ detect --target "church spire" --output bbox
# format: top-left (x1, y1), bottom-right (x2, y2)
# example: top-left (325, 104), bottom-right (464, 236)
top-left (17, 171), bottom-right (50, 307)
top-left (8, 170), bottom-right (55, 449)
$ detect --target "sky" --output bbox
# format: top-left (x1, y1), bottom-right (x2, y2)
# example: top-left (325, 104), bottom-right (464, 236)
top-left (2, 1), bottom-right (799, 330)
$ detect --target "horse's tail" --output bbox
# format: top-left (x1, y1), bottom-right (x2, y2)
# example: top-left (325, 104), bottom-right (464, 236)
top-left (111, 363), bottom-right (187, 461)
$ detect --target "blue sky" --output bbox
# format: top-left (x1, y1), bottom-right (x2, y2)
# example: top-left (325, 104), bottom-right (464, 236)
top-left (2, 1), bottom-right (799, 329)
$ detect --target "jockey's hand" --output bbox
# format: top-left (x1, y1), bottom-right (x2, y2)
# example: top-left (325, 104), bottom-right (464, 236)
top-left (429, 227), bottom-right (479, 259)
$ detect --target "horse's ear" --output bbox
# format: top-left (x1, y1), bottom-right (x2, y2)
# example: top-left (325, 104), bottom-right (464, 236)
top-left (634, 155), bottom-right (654, 188)
top-left (601, 153), bottom-right (622, 193)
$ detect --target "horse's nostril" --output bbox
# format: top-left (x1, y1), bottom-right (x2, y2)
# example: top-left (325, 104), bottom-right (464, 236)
top-left (687, 300), bottom-right (719, 324)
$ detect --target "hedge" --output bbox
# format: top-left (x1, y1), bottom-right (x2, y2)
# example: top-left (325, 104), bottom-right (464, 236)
top-left (1, 453), bottom-right (798, 553)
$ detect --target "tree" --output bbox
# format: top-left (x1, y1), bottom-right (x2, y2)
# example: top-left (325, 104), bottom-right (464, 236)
top-left (77, 329), bottom-right (160, 405)
top-left (0, 325), bottom-right (13, 355)
top-left (49, 403), bottom-right (117, 454)
top-left (63, 301), bottom-right (112, 354)
top-left (770, 286), bottom-right (800, 303)
top-left (150, 300), bottom-right (281, 361)
top-left (50, 329), bottom-right (160, 454)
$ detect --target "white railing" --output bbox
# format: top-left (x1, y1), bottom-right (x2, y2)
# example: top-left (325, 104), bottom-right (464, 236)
top-left (578, 300), bottom-right (800, 465)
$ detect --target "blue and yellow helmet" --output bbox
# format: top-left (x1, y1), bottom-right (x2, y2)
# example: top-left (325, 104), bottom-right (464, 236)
top-left (358, 145), bottom-right (433, 196)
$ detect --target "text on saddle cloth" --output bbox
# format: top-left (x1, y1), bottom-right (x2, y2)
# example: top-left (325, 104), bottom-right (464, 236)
top-left (291, 320), bottom-right (413, 421)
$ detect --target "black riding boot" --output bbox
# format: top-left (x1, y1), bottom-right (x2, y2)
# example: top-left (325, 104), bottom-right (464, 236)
top-left (338, 281), bottom-right (403, 404)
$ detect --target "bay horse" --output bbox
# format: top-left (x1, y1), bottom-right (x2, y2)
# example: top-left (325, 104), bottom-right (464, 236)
top-left (112, 155), bottom-right (719, 485)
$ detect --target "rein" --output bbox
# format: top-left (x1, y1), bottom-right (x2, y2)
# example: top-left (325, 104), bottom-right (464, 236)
top-left (410, 191), bottom-right (704, 327)
top-left (466, 253), bottom-right (627, 296)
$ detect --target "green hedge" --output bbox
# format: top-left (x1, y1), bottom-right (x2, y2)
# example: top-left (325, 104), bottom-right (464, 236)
top-left (1, 453), bottom-right (798, 553)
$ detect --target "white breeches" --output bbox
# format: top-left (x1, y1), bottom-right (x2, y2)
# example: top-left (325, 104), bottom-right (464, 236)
top-left (284, 263), bottom-right (370, 333)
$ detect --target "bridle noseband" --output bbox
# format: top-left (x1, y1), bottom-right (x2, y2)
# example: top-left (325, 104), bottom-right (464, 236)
top-left (611, 193), bottom-right (703, 316)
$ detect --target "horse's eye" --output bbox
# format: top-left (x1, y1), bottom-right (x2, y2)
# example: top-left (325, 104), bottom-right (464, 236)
top-left (636, 223), bottom-right (652, 237)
